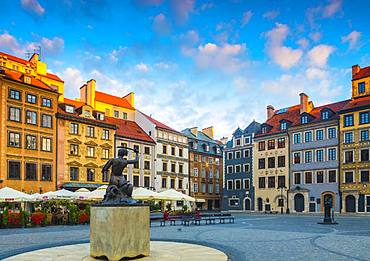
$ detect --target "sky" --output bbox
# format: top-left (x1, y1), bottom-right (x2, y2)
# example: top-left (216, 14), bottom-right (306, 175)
top-left (0, 0), bottom-right (369, 139)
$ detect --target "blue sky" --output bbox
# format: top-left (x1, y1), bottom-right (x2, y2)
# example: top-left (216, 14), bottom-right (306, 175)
top-left (1, 0), bottom-right (369, 138)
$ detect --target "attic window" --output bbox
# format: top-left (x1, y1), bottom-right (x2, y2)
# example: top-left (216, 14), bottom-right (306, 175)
top-left (322, 111), bottom-right (329, 120)
top-left (65, 105), bottom-right (74, 113)
top-left (84, 110), bottom-right (91, 117)
top-left (96, 112), bottom-right (105, 120)
top-left (280, 122), bottom-right (287, 130)
top-left (262, 127), bottom-right (267, 134)
top-left (301, 116), bottom-right (308, 124)
top-left (24, 76), bottom-right (31, 84)
top-left (205, 145), bottom-right (209, 151)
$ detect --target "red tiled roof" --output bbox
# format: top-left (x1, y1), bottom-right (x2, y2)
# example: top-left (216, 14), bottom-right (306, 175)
top-left (353, 66), bottom-right (370, 80)
top-left (141, 111), bottom-right (178, 132)
top-left (2, 69), bottom-right (57, 92)
top-left (106, 117), bottom-right (155, 144)
top-left (340, 95), bottom-right (370, 112)
top-left (95, 91), bottom-right (135, 110)
top-left (0, 51), bottom-right (32, 65)
top-left (45, 72), bottom-right (63, 82)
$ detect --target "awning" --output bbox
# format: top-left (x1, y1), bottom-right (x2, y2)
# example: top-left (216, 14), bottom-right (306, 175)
top-left (62, 183), bottom-right (103, 189)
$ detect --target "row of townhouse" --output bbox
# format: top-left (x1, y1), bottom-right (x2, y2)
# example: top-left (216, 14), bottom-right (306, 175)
top-left (0, 51), bottom-right (224, 210)
top-left (223, 64), bottom-right (370, 213)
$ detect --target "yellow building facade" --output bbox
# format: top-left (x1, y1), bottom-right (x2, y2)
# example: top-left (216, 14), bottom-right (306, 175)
top-left (339, 65), bottom-right (370, 213)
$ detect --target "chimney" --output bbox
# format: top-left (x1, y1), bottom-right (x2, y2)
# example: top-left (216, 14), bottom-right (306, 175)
top-left (189, 127), bottom-right (198, 136)
top-left (267, 105), bottom-right (275, 120)
top-left (80, 79), bottom-right (96, 107)
top-left (300, 93), bottom-right (309, 114)
top-left (202, 126), bottom-right (214, 139)
top-left (352, 65), bottom-right (360, 78)
top-left (220, 137), bottom-right (228, 145)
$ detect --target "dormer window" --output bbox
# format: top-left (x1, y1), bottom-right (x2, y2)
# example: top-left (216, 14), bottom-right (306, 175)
top-left (96, 112), bottom-right (105, 120)
top-left (262, 127), bottom-right (267, 134)
top-left (236, 138), bottom-right (241, 146)
top-left (358, 82), bottom-right (365, 94)
top-left (65, 105), bottom-right (74, 113)
top-left (84, 110), bottom-right (91, 117)
top-left (205, 145), bottom-right (209, 152)
top-left (280, 122), bottom-right (287, 130)
top-left (301, 116), bottom-right (308, 124)
top-left (24, 76), bottom-right (31, 84)
top-left (193, 142), bottom-right (197, 150)
top-left (322, 111), bottom-right (329, 120)
top-left (216, 147), bottom-right (221, 153)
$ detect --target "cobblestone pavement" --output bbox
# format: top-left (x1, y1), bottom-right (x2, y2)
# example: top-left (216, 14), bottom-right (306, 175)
top-left (1, 214), bottom-right (370, 261)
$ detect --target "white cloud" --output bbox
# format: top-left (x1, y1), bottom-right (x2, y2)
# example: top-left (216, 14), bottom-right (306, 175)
top-left (241, 10), bottom-right (253, 27)
top-left (263, 10), bottom-right (279, 20)
top-left (135, 62), bottom-right (150, 72)
top-left (297, 38), bottom-right (309, 49)
top-left (169, 0), bottom-right (195, 25)
top-left (341, 31), bottom-right (361, 49)
top-left (108, 46), bottom-right (127, 63)
top-left (306, 67), bottom-right (328, 79)
top-left (40, 37), bottom-right (64, 54)
top-left (307, 44), bottom-right (335, 67)
top-left (309, 32), bottom-right (322, 42)
top-left (152, 13), bottom-right (171, 35)
top-left (0, 32), bottom-right (22, 55)
top-left (306, 0), bottom-right (342, 27)
top-left (21, 0), bottom-right (45, 16)
top-left (323, 0), bottom-right (342, 17)
top-left (60, 67), bottom-right (85, 98)
top-left (265, 23), bottom-right (303, 69)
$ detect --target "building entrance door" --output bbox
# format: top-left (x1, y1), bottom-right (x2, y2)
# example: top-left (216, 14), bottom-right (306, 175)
top-left (294, 194), bottom-right (304, 212)
top-left (345, 195), bottom-right (356, 212)
top-left (257, 198), bottom-right (263, 211)
top-left (244, 198), bottom-right (251, 210)
top-left (366, 195), bottom-right (370, 212)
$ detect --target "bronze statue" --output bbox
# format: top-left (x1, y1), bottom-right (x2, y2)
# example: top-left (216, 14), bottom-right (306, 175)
top-left (101, 147), bottom-right (139, 205)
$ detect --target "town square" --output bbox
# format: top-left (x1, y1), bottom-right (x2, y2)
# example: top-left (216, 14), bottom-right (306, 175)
top-left (0, 0), bottom-right (369, 260)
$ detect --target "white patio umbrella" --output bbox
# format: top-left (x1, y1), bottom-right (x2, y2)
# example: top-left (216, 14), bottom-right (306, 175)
top-left (158, 189), bottom-right (195, 202)
top-left (132, 187), bottom-right (161, 200)
top-left (75, 188), bottom-right (91, 200)
top-left (43, 189), bottom-right (76, 200)
top-left (29, 193), bottom-right (41, 201)
top-left (87, 185), bottom-right (107, 200)
top-left (0, 187), bottom-right (32, 202)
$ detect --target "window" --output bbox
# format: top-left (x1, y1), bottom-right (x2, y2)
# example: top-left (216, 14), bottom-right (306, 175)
top-left (87, 126), bottom-right (95, 137)
top-left (144, 176), bottom-right (150, 188)
top-left (328, 170), bottom-right (336, 183)
top-left (70, 167), bottom-right (79, 181)
top-left (328, 148), bottom-right (336, 161)
top-left (278, 156), bottom-right (285, 167)
top-left (235, 165), bottom-right (241, 173)
top-left (170, 178), bottom-right (175, 189)
top-left (41, 114), bottom-right (52, 128)
top-left (301, 116), bottom-right (308, 124)
top-left (42, 98), bottom-right (52, 108)
top-left (41, 164), bottom-right (52, 181)
top-left (227, 152), bottom-right (233, 160)
top-left (96, 112), bottom-right (105, 121)
top-left (179, 164), bottom-right (183, 173)
top-left (244, 136), bottom-right (251, 144)
top-left (162, 145), bottom-right (167, 154)
top-left (360, 170), bottom-right (369, 183)
top-left (243, 164), bottom-right (250, 172)
top-left (280, 122), bottom-right (287, 130)
top-left (215, 169), bottom-right (220, 178)
top-left (235, 180), bottom-right (241, 190)
top-left (361, 130), bottom-right (369, 141)
top-left (344, 151), bottom-right (354, 163)
top-left (87, 146), bottom-right (95, 157)
top-left (358, 82), bottom-right (365, 94)
top-left (25, 135), bottom-right (37, 150)
top-left (9, 107), bottom-right (21, 122)
top-left (360, 111), bottom-right (370, 125)
top-left (70, 123), bottom-right (79, 134)
top-left (258, 158), bottom-right (266, 169)
top-left (294, 172), bottom-right (301, 184)
top-left (268, 177), bottom-right (275, 188)
top-left (193, 183), bottom-right (198, 192)
top-left (345, 171), bottom-right (354, 183)
top-left (144, 160), bottom-right (150, 170)
top-left (261, 127), bottom-right (267, 134)
top-left (9, 89), bottom-right (21, 100)
top-left (316, 129), bottom-right (324, 141)
top-left (227, 180), bottom-right (233, 190)
top-left (236, 139), bottom-right (241, 146)
top-left (316, 149), bottom-right (324, 162)
top-left (114, 110), bottom-right (119, 118)
top-left (25, 162), bottom-right (37, 180)
top-left (162, 178), bottom-right (167, 188)
top-left (26, 94), bottom-right (37, 104)
top-left (268, 140), bottom-right (275, 150)
top-left (305, 151), bottom-right (312, 163)
top-left (70, 144), bottom-right (79, 155)
top-left (41, 137), bottom-right (52, 152)
top-left (322, 111), bottom-right (329, 120)
top-left (293, 152), bottom-right (301, 164)
top-left (277, 138), bottom-right (285, 148)
top-left (304, 131), bottom-right (312, 142)
top-left (258, 141), bottom-right (265, 151)
top-left (102, 129), bottom-right (110, 140)
top-left (8, 161), bottom-right (21, 179)
top-left (344, 114), bottom-right (354, 127)
top-left (66, 105), bottom-right (74, 113)
top-left (202, 156), bottom-right (206, 163)
top-left (171, 163), bottom-right (176, 173)
top-left (171, 147), bottom-right (175, 156)
top-left (328, 127), bottom-right (336, 139)
top-left (26, 111), bottom-right (37, 125)
top-left (305, 172), bottom-right (312, 184)
top-left (316, 171), bottom-right (324, 183)
top-left (179, 148), bottom-right (183, 157)
top-left (133, 160), bottom-right (139, 169)
top-left (193, 168), bottom-right (198, 176)
top-left (278, 176), bottom-right (285, 188)
top-left (259, 177), bottom-right (266, 188)
top-left (201, 183), bottom-right (206, 193)
top-left (268, 157), bottom-right (275, 168)
top-left (215, 184), bottom-right (220, 193)
top-left (122, 112), bottom-right (127, 119)
top-left (144, 146), bottom-right (150, 154)
top-left (243, 179), bottom-right (250, 190)
top-left (293, 133), bottom-right (301, 144)
top-left (344, 132), bottom-right (354, 143)
top-left (178, 179), bottom-right (183, 189)
top-left (8, 132), bottom-right (21, 147)
top-left (102, 149), bottom-right (110, 159)
top-left (227, 166), bottom-right (233, 174)
top-left (87, 169), bottom-right (95, 182)
top-left (361, 149), bottom-right (369, 162)
top-left (235, 151), bottom-right (241, 159)
top-left (244, 149), bottom-right (250, 158)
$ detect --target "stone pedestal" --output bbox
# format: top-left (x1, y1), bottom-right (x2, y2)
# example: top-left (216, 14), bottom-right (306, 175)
top-left (90, 205), bottom-right (150, 261)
